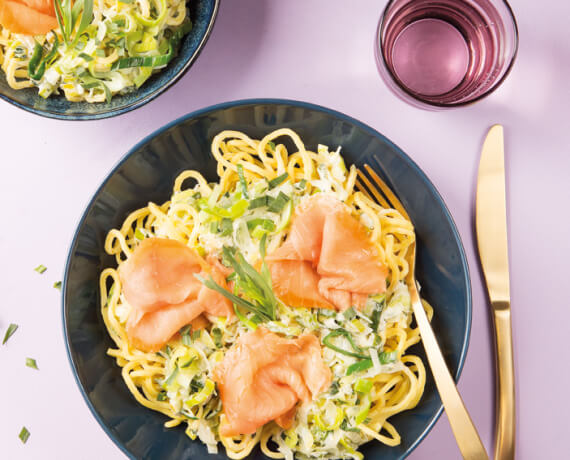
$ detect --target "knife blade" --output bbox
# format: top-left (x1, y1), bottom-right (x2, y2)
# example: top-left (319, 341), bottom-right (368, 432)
top-left (475, 124), bottom-right (516, 460)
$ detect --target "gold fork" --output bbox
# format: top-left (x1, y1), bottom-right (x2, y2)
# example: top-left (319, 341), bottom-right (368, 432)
top-left (356, 164), bottom-right (489, 460)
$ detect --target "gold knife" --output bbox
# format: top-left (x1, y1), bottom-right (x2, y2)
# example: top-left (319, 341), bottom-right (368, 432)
top-left (475, 125), bottom-right (516, 460)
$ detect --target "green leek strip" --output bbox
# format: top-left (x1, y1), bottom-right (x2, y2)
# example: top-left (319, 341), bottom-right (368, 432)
top-left (268, 192), bottom-right (290, 213)
top-left (53, 281), bottom-right (62, 290)
top-left (314, 407), bottom-right (344, 431)
top-left (19, 427), bottom-right (30, 444)
top-left (339, 438), bottom-right (363, 460)
top-left (249, 196), bottom-right (269, 209)
top-left (346, 351), bottom-right (397, 376)
top-left (28, 31), bottom-right (59, 81)
top-left (346, 359), bottom-right (373, 376)
top-left (133, 32), bottom-right (157, 54)
top-left (134, 67), bottom-right (153, 88)
top-left (157, 391), bottom-right (167, 401)
top-left (354, 378), bottom-right (373, 394)
top-left (274, 199), bottom-right (293, 233)
top-left (246, 218), bottom-right (275, 232)
top-left (237, 164), bottom-right (249, 199)
top-left (78, 72), bottom-right (111, 103)
top-left (162, 366), bottom-right (179, 389)
top-left (134, 0), bottom-right (167, 27)
top-left (284, 428), bottom-right (298, 448)
top-left (2, 323), bottom-right (18, 345)
top-left (219, 218), bottom-right (233, 236)
top-left (294, 179), bottom-right (307, 190)
top-left (185, 379), bottom-right (215, 407)
top-left (233, 303), bottom-right (258, 330)
top-left (355, 398), bottom-right (371, 425)
top-left (27, 42), bottom-right (44, 80)
top-left (26, 358), bottom-right (39, 370)
top-left (343, 307), bottom-right (357, 320)
top-left (78, 52), bottom-right (93, 62)
top-left (211, 327), bottom-right (223, 348)
top-left (322, 329), bottom-right (368, 359)
top-left (34, 264), bottom-right (47, 274)
top-left (268, 172), bottom-right (289, 189)
top-left (198, 198), bottom-right (248, 219)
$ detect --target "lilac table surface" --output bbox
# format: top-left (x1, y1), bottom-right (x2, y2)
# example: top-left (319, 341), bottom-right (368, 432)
top-left (1, 1), bottom-right (568, 459)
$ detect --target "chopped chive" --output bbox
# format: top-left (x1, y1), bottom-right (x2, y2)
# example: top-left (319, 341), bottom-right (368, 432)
top-left (157, 391), bottom-right (167, 401)
top-left (19, 426), bottom-right (30, 443)
top-left (237, 164), bottom-right (249, 199)
top-left (267, 141), bottom-right (276, 150)
top-left (26, 358), bottom-right (39, 370)
top-left (267, 192), bottom-right (290, 213)
top-left (78, 52), bottom-right (93, 61)
top-left (2, 323), bottom-right (18, 345)
top-left (34, 264), bottom-right (47, 274)
top-left (53, 281), bottom-right (62, 290)
top-left (209, 221), bottom-right (219, 234)
top-left (134, 228), bottom-right (145, 240)
top-left (268, 172), bottom-right (289, 189)
top-left (192, 329), bottom-right (201, 340)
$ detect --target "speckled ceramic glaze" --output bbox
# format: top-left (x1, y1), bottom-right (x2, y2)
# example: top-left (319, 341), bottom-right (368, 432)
top-left (63, 100), bottom-right (472, 459)
top-left (0, 0), bottom-right (218, 120)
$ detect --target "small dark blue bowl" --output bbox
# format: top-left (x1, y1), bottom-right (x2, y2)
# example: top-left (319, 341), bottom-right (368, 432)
top-left (0, 0), bottom-right (218, 120)
top-left (63, 99), bottom-right (471, 459)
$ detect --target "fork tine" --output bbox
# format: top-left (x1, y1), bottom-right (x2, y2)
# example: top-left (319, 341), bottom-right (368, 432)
top-left (363, 164), bottom-right (411, 221)
top-left (354, 178), bottom-right (374, 201)
top-left (356, 169), bottom-right (391, 209)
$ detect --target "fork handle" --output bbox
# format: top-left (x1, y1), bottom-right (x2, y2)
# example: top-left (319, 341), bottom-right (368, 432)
top-left (411, 291), bottom-right (489, 460)
top-left (492, 307), bottom-right (515, 460)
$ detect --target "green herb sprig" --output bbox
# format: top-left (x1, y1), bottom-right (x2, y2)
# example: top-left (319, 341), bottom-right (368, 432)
top-left (54, 0), bottom-right (94, 47)
top-left (196, 246), bottom-right (277, 323)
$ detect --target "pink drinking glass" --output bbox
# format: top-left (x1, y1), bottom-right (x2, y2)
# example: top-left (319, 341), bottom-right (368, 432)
top-left (376, 0), bottom-right (518, 109)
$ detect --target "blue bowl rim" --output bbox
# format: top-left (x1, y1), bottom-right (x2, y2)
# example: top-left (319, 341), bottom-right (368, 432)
top-left (0, 0), bottom-right (220, 121)
top-left (62, 97), bottom-right (472, 459)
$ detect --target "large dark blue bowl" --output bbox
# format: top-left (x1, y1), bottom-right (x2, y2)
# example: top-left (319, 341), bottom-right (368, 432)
top-left (63, 99), bottom-right (471, 459)
top-left (0, 0), bottom-right (218, 120)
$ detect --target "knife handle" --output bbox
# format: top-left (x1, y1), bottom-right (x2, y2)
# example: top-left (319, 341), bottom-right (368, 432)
top-left (493, 306), bottom-right (516, 460)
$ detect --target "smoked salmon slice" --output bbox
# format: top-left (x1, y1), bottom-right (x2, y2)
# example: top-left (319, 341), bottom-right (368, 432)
top-left (268, 194), bottom-right (387, 311)
top-left (213, 327), bottom-right (331, 437)
top-left (118, 238), bottom-right (233, 352)
top-left (0, 0), bottom-right (58, 36)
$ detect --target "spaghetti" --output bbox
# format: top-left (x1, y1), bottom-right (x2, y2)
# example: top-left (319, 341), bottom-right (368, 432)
top-left (100, 129), bottom-right (433, 459)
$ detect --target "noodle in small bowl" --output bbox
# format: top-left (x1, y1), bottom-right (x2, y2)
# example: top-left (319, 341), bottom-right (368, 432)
top-left (63, 99), bottom-right (471, 459)
top-left (0, 0), bottom-right (218, 120)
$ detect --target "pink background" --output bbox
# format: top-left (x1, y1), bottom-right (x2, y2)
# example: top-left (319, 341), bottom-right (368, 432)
top-left (1, 0), bottom-right (568, 458)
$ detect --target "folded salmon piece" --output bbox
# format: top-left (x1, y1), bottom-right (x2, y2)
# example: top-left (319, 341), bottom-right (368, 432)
top-left (268, 194), bottom-right (387, 311)
top-left (213, 327), bottom-right (331, 436)
top-left (0, 0), bottom-right (58, 35)
top-left (118, 238), bottom-right (233, 352)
